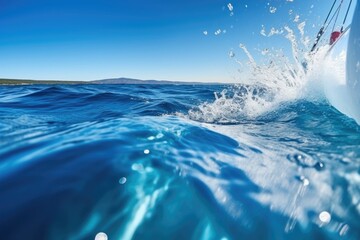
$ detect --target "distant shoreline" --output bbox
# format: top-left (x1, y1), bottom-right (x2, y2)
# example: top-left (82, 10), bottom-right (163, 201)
top-left (0, 78), bottom-right (229, 85)
top-left (0, 79), bottom-right (85, 85)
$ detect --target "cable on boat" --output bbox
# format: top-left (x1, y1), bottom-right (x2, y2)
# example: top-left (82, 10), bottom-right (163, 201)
top-left (310, 0), bottom-right (353, 52)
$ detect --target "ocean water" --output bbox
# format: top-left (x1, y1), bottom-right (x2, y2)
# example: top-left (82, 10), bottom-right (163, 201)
top-left (0, 82), bottom-right (360, 239)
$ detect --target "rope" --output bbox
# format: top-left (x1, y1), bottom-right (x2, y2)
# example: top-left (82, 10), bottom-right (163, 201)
top-left (310, 0), bottom-right (353, 52)
top-left (331, 0), bottom-right (343, 33)
top-left (324, 3), bottom-right (342, 34)
top-left (324, 0), bottom-right (339, 24)
top-left (341, 0), bottom-right (353, 32)
top-left (311, 0), bottom-right (338, 52)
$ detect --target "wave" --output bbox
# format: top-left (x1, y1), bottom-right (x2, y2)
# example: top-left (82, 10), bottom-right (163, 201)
top-left (1, 111), bottom-right (359, 239)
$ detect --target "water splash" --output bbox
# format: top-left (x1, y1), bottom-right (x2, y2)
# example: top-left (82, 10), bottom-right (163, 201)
top-left (189, 14), bottom-right (349, 124)
top-left (269, 7), bottom-right (277, 14)
top-left (215, 29), bottom-right (222, 36)
top-left (227, 3), bottom-right (233, 12)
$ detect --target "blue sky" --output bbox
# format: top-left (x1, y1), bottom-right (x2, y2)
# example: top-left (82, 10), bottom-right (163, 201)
top-left (0, 0), bottom-right (355, 82)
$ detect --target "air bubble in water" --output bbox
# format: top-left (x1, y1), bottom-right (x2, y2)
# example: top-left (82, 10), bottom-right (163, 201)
top-left (119, 177), bottom-right (127, 184)
top-left (156, 133), bottom-right (164, 139)
top-left (227, 3), bottom-right (233, 12)
top-left (132, 163), bottom-right (144, 172)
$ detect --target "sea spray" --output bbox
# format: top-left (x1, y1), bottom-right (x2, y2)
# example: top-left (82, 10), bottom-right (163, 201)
top-left (188, 18), bottom-right (347, 124)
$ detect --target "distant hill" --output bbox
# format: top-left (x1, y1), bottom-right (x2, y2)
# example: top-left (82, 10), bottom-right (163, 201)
top-left (0, 78), bottom-right (85, 85)
top-left (91, 77), bottom-right (214, 85)
top-left (0, 77), bottom-right (224, 85)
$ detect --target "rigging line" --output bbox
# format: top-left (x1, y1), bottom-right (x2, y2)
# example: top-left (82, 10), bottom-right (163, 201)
top-left (331, 0), bottom-right (344, 33)
top-left (324, 0), bottom-right (339, 25)
top-left (322, 3), bottom-right (342, 38)
top-left (341, 0), bottom-right (353, 32)
top-left (311, 0), bottom-right (339, 52)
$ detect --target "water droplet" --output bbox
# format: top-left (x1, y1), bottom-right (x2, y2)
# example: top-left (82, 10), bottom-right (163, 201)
top-left (269, 6), bottom-right (277, 13)
top-left (245, 4), bottom-right (248, 8)
top-left (288, 153), bottom-right (319, 168)
top-left (144, 149), bottom-right (150, 154)
top-left (294, 154), bottom-right (303, 161)
top-left (156, 133), bottom-right (164, 139)
top-left (132, 163), bottom-right (144, 172)
top-left (339, 224), bottom-right (349, 236)
top-left (147, 136), bottom-right (155, 140)
top-left (229, 51), bottom-right (235, 58)
top-left (294, 15), bottom-right (300, 22)
top-left (203, 31), bottom-right (208, 36)
top-left (299, 176), bottom-right (310, 186)
top-left (314, 161), bottom-right (325, 171)
top-left (227, 3), bottom-right (233, 12)
top-left (319, 211), bottom-right (331, 224)
top-left (95, 232), bottom-right (108, 240)
top-left (119, 177), bottom-right (127, 185)
top-left (260, 25), bottom-right (266, 36)
top-left (215, 29), bottom-right (222, 35)
top-left (339, 157), bottom-right (351, 164)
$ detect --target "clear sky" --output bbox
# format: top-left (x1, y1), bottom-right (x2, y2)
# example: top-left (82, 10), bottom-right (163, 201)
top-left (0, 0), bottom-right (355, 82)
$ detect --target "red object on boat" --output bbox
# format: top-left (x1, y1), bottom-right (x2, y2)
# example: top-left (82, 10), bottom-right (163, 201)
top-left (330, 31), bottom-right (341, 45)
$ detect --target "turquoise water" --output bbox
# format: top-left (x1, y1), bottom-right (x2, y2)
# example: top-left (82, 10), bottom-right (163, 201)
top-left (0, 84), bottom-right (359, 240)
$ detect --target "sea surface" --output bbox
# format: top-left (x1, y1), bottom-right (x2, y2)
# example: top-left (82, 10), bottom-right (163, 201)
top-left (0, 83), bottom-right (360, 240)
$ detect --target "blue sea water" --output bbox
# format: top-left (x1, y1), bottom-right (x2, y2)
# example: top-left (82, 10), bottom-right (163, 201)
top-left (0, 84), bottom-right (360, 240)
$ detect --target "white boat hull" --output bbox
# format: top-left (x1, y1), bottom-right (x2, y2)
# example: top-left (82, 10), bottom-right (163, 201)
top-left (346, 2), bottom-right (360, 123)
